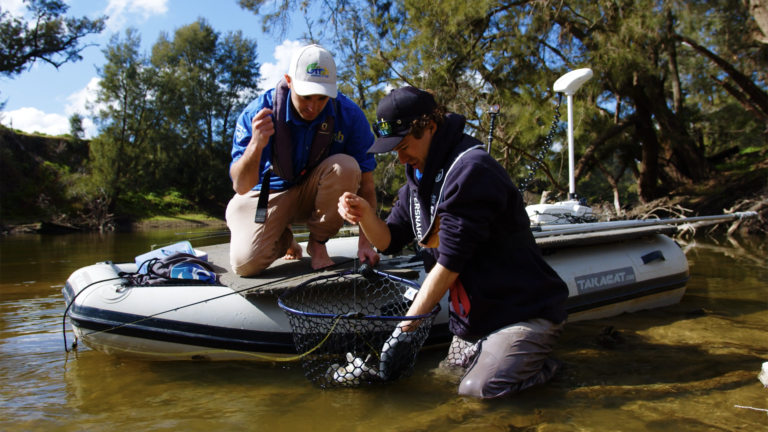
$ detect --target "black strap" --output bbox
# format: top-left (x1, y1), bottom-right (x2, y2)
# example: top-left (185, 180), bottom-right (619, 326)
top-left (254, 171), bottom-right (271, 223)
top-left (255, 97), bottom-right (341, 224)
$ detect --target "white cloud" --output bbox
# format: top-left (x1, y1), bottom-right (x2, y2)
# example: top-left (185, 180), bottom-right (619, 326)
top-left (3, 78), bottom-right (101, 138)
top-left (258, 40), bottom-right (303, 91)
top-left (0, 0), bottom-right (26, 17)
top-left (104, 0), bottom-right (168, 31)
top-left (65, 77), bottom-right (101, 115)
top-left (2, 107), bottom-right (69, 136)
top-left (63, 77), bottom-right (101, 138)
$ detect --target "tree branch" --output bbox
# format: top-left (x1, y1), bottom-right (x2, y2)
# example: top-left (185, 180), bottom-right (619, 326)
top-left (574, 114), bottom-right (637, 179)
top-left (674, 33), bottom-right (768, 115)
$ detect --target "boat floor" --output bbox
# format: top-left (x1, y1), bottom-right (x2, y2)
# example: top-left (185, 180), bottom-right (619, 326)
top-left (202, 238), bottom-right (419, 299)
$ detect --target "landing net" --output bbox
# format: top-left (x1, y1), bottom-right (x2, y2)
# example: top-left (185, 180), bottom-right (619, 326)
top-left (278, 269), bottom-right (439, 388)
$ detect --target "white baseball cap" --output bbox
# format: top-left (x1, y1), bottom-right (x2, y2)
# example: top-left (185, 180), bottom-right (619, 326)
top-left (287, 45), bottom-right (338, 98)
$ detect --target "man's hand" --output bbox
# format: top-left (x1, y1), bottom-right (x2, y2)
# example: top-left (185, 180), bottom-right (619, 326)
top-left (231, 108), bottom-right (275, 194)
top-left (338, 191), bottom-right (393, 254)
top-left (340, 192), bottom-right (381, 266)
top-left (338, 192), bottom-right (372, 225)
top-left (357, 242), bottom-right (380, 267)
top-left (250, 108), bottom-right (274, 150)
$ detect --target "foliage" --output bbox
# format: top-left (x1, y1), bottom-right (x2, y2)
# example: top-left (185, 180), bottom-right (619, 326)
top-left (90, 21), bottom-right (261, 213)
top-left (0, 0), bottom-right (106, 76)
top-left (239, 0), bottom-right (767, 211)
top-left (117, 190), bottom-right (202, 219)
top-left (0, 127), bottom-right (90, 221)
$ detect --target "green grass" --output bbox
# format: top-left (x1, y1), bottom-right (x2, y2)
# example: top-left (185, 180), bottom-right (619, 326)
top-left (136, 213), bottom-right (223, 222)
top-left (118, 190), bottom-right (205, 219)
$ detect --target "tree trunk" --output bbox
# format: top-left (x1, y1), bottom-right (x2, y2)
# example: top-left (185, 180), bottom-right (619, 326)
top-left (573, 114), bottom-right (637, 180)
top-left (650, 97), bottom-right (711, 182)
top-left (666, 11), bottom-right (684, 114)
top-left (632, 88), bottom-right (660, 203)
top-left (635, 78), bottom-right (711, 184)
top-left (595, 160), bottom-right (624, 215)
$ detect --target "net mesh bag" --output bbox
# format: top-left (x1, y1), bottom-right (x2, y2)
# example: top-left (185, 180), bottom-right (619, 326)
top-left (278, 269), bottom-right (439, 388)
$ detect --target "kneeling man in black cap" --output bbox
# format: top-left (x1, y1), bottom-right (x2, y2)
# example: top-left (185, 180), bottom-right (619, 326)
top-left (338, 87), bottom-right (569, 398)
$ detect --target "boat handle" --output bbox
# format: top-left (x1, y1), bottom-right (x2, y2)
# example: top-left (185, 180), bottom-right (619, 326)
top-left (641, 250), bottom-right (665, 265)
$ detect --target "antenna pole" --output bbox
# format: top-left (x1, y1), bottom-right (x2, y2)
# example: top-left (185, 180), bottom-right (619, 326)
top-left (567, 94), bottom-right (576, 200)
top-left (552, 68), bottom-right (592, 201)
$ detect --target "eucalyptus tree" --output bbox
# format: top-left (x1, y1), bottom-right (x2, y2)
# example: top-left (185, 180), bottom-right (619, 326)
top-left (150, 19), bottom-right (261, 204)
top-left (91, 28), bottom-right (157, 208)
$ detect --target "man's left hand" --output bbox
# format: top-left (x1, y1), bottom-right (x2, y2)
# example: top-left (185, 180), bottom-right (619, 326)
top-left (357, 243), bottom-right (380, 267)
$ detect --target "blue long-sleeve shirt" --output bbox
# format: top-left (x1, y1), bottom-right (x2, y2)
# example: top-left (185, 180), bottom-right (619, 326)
top-left (231, 88), bottom-right (376, 191)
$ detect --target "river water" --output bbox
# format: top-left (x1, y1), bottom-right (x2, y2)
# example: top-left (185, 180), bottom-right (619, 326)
top-left (1, 228), bottom-right (766, 431)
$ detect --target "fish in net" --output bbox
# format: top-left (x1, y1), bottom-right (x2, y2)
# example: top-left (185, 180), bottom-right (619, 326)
top-left (278, 267), bottom-right (439, 388)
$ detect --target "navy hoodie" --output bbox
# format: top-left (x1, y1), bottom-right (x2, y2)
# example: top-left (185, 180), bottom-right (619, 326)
top-left (381, 114), bottom-right (568, 341)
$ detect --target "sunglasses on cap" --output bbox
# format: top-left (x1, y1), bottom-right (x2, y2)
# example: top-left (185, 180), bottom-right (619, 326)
top-left (373, 116), bottom-right (422, 138)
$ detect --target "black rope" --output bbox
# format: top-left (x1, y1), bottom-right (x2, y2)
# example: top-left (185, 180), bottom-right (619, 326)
top-left (519, 93), bottom-right (563, 192)
top-left (62, 274), bottom-right (126, 352)
top-left (151, 231), bottom-right (230, 250)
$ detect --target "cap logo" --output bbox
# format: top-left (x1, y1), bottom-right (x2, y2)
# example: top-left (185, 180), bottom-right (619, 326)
top-left (306, 62), bottom-right (330, 78)
top-left (379, 119), bottom-right (392, 136)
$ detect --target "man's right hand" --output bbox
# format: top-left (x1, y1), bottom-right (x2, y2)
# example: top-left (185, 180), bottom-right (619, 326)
top-left (338, 192), bottom-right (372, 225)
top-left (231, 108), bottom-right (274, 194)
top-left (249, 108), bottom-right (274, 151)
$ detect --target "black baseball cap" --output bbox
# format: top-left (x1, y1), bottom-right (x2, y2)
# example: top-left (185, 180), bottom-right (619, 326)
top-left (367, 87), bottom-right (438, 154)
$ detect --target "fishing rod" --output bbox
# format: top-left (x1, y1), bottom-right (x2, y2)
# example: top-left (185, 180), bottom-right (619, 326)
top-left (150, 230), bottom-right (231, 250)
top-left (532, 211), bottom-right (759, 238)
top-left (173, 230), bottom-right (230, 235)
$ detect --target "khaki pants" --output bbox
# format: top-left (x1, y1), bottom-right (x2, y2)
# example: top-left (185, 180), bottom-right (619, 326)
top-left (441, 317), bottom-right (565, 399)
top-left (225, 154), bottom-right (361, 276)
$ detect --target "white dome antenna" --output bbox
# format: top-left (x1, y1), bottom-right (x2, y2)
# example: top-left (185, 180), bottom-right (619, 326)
top-left (553, 68), bottom-right (593, 200)
top-left (553, 68), bottom-right (593, 96)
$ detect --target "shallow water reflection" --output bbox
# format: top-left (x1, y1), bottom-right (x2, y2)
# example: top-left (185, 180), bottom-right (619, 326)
top-left (1, 230), bottom-right (766, 431)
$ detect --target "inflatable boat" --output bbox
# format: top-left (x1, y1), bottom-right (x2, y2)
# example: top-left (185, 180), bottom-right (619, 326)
top-left (63, 220), bottom-right (705, 361)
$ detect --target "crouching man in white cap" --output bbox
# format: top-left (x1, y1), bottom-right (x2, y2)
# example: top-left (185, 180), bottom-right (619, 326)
top-left (227, 45), bottom-right (380, 276)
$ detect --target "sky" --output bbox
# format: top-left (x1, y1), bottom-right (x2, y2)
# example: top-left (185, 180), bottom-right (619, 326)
top-left (0, 0), bottom-right (311, 138)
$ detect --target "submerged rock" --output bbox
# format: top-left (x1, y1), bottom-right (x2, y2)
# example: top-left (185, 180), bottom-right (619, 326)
top-left (596, 326), bottom-right (625, 347)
